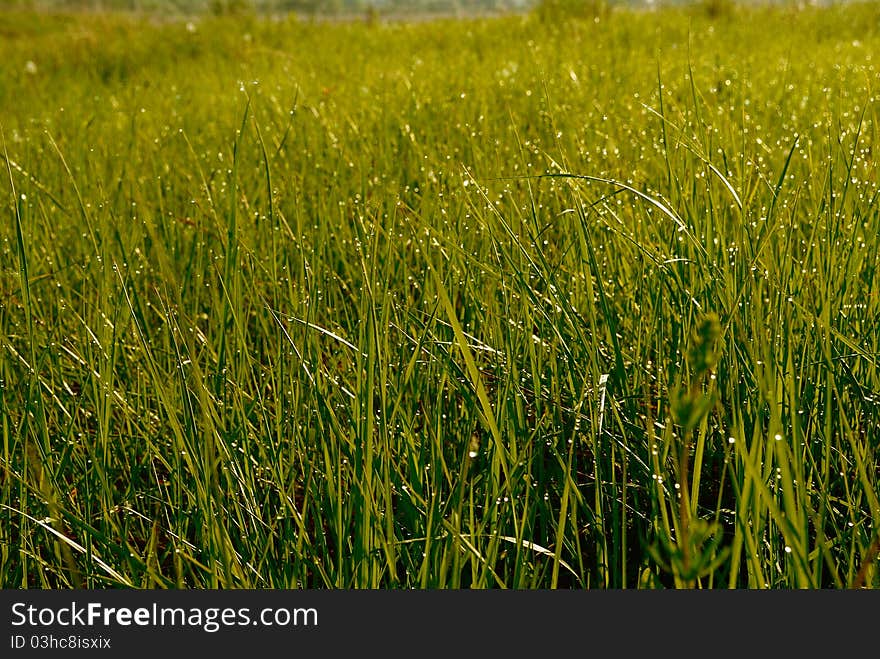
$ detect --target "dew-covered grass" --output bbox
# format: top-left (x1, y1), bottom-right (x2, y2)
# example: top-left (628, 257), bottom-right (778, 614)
top-left (1, 3), bottom-right (879, 588)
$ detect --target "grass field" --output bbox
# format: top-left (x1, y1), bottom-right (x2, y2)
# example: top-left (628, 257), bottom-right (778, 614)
top-left (1, 2), bottom-right (879, 589)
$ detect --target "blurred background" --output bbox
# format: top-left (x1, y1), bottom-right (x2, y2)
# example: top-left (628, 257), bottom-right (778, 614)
top-left (0, 0), bottom-right (841, 19)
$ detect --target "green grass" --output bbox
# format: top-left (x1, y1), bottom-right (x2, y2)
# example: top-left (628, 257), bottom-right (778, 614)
top-left (1, 3), bottom-right (878, 588)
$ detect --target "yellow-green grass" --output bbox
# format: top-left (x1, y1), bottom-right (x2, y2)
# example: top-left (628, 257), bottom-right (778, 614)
top-left (1, 3), bottom-right (878, 588)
